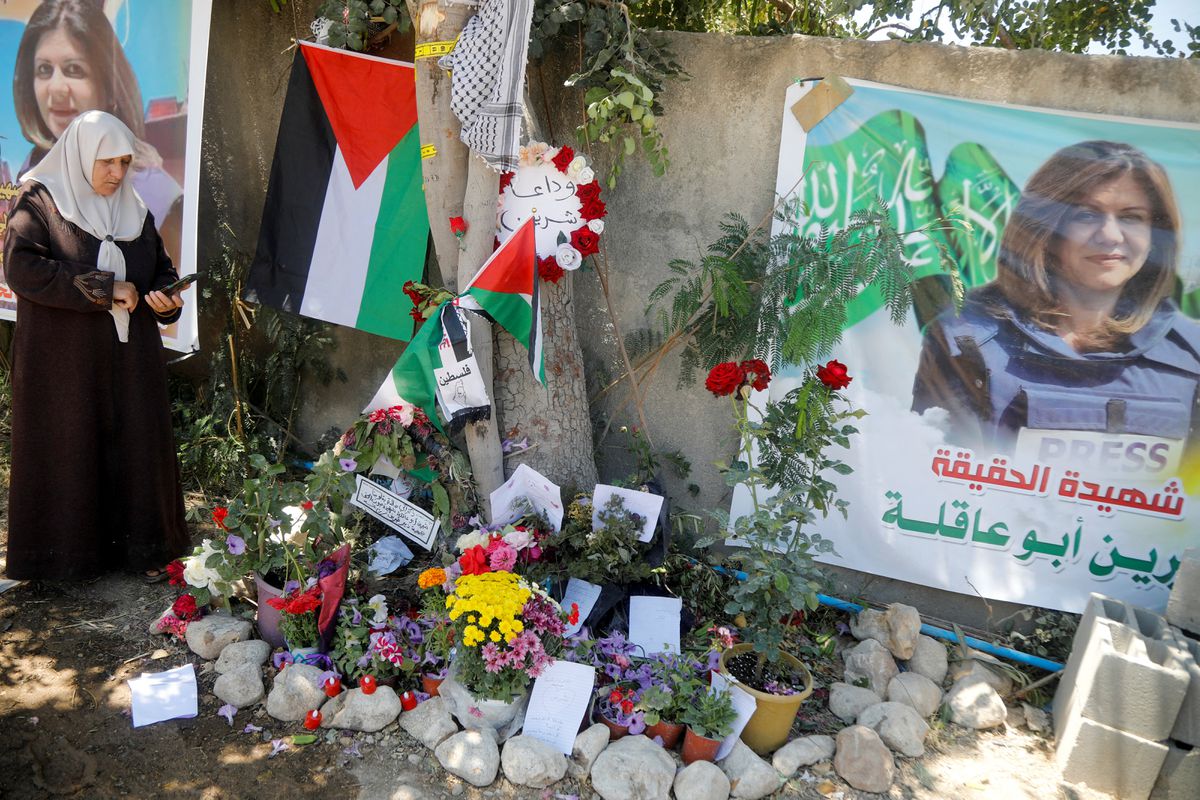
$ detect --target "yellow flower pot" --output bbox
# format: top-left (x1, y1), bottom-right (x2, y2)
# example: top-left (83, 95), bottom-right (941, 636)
top-left (719, 643), bottom-right (814, 755)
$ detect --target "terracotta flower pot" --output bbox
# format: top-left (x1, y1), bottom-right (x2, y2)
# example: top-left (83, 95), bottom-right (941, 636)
top-left (719, 643), bottom-right (814, 755)
top-left (594, 712), bottom-right (630, 741)
top-left (422, 674), bottom-right (444, 697)
top-left (645, 719), bottom-right (685, 749)
top-left (681, 727), bottom-right (721, 764)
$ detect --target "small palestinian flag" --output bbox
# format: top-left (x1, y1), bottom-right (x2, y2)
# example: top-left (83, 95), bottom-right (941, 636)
top-left (246, 41), bottom-right (428, 340)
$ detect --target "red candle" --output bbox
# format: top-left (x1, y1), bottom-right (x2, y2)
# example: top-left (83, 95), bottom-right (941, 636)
top-left (360, 675), bottom-right (377, 695)
top-left (323, 677), bottom-right (342, 698)
top-left (304, 709), bottom-right (322, 730)
top-left (400, 690), bottom-right (417, 711)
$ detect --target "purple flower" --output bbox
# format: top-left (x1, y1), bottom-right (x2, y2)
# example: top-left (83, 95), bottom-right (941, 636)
top-left (243, 723), bottom-right (262, 734)
top-left (282, 579), bottom-right (301, 595)
top-left (315, 669), bottom-right (341, 689)
top-left (627, 713), bottom-right (646, 735)
top-left (269, 739), bottom-right (289, 758)
top-left (342, 741), bottom-right (362, 759)
top-left (317, 558), bottom-right (338, 578)
top-left (705, 650), bottom-right (722, 672)
top-left (339, 457), bottom-right (357, 472)
top-left (351, 607), bottom-right (363, 625)
top-left (218, 703), bottom-right (237, 726)
top-left (225, 534), bottom-right (246, 555)
top-left (268, 517), bottom-right (282, 528)
top-left (272, 651), bottom-right (294, 669)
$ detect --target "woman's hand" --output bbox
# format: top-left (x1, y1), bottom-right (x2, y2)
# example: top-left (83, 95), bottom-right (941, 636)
top-left (113, 281), bottom-right (138, 312)
top-left (145, 289), bottom-right (185, 316)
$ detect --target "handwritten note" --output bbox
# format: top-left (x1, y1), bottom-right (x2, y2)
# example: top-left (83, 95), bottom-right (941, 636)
top-left (627, 596), bottom-right (681, 655)
top-left (129, 664), bottom-right (198, 728)
top-left (561, 578), bottom-right (602, 637)
top-left (490, 464), bottom-right (564, 532)
top-left (592, 485), bottom-right (663, 542)
top-left (351, 475), bottom-right (441, 550)
top-left (522, 660), bottom-right (597, 754)
top-left (710, 672), bottom-right (758, 760)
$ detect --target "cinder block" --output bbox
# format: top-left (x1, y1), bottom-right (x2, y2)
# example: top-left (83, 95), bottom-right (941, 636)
top-left (1057, 715), bottom-right (1168, 800)
top-left (1053, 621), bottom-right (1189, 741)
top-left (1166, 548), bottom-right (1200, 634)
top-left (1054, 593), bottom-right (1183, 740)
top-left (1150, 741), bottom-right (1200, 800)
top-left (1168, 634), bottom-right (1200, 747)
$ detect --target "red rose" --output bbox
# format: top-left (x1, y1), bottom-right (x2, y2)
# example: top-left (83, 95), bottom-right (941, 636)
top-left (576, 181), bottom-right (601, 203)
top-left (538, 256), bottom-right (564, 284)
top-left (301, 500), bottom-right (315, 511)
top-left (211, 506), bottom-right (229, 530)
top-left (740, 359), bottom-right (771, 392)
top-left (449, 216), bottom-right (468, 237)
top-left (816, 359), bottom-right (852, 390)
top-left (499, 171), bottom-right (514, 193)
top-left (704, 361), bottom-right (745, 397)
top-left (569, 602), bottom-right (580, 625)
top-left (579, 196), bottom-right (606, 221)
top-left (551, 146), bottom-right (575, 173)
top-left (166, 560), bottom-right (186, 587)
top-left (458, 545), bottom-right (490, 576)
top-left (570, 227), bottom-right (600, 257)
top-left (172, 593), bottom-right (199, 620)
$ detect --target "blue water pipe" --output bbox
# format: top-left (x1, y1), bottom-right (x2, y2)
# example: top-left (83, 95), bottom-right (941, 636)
top-left (709, 563), bottom-right (1064, 673)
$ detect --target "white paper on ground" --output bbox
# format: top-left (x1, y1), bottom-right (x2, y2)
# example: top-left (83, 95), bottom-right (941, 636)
top-left (561, 577), bottom-right (602, 637)
top-left (627, 595), bottom-right (681, 655)
top-left (710, 671), bottom-right (758, 760)
top-left (489, 464), bottom-right (564, 532)
top-left (591, 484), bottom-right (663, 543)
top-left (129, 664), bottom-right (198, 727)
top-left (522, 660), bottom-right (597, 755)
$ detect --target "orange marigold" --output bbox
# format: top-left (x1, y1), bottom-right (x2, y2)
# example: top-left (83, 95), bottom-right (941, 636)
top-left (418, 568), bottom-right (447, 590)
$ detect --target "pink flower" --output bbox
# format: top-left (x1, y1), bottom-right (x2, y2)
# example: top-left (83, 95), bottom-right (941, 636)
top-left (488, 542), bottom-right (518, 572)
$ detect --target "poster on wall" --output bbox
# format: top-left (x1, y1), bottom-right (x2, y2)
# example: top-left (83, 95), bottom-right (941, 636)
top-left (0, 0), bottom-right (211, 353)
top-left (753, 78), bottom-right (1200, 614)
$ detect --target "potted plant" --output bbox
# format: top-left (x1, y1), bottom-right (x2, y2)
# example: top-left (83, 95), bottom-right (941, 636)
top-left (594, 685), bottom-right (644, 741)
top-left (700, 360), bottom-right (862, 753)
top-left (639, 653), bottom-right (705, 749)
top-left (680, 687), bottom-right (737, 765)
top-left (268, 583), bottom-right (323, 656)
top-left (415, 567), bottom-right (455, 694)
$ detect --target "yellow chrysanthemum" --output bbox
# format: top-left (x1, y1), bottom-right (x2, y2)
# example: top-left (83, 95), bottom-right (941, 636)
top-left (489, 631), bottom-right (501, 642)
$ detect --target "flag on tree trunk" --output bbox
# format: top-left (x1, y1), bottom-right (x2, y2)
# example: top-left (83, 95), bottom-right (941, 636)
top-left (366, 219), bottom-right (542, 428)
top-left (245, 41), bottom-right (428, 341)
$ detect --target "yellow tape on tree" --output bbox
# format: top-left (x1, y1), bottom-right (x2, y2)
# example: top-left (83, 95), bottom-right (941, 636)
top-left (414, 39), bottom-right (457, 60)
top-left (421, 144), bottom-right (438, 159)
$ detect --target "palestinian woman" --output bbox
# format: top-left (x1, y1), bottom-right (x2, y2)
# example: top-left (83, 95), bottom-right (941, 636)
top-left (3, 110), bottom-right (188, 581)
top-left (912, 141), bottom-right (1200, 474)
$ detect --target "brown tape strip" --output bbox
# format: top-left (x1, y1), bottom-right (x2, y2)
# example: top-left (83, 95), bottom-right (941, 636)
top-left (791, 75), bottom-right (854, 132)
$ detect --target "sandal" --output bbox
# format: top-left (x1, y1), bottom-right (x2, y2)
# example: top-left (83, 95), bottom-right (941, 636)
top-left (142, 568), bottom-right (169, 584)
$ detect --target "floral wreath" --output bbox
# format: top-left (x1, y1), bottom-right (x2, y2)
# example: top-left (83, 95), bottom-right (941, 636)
top-left (496, 142), bottom-right (607, 285)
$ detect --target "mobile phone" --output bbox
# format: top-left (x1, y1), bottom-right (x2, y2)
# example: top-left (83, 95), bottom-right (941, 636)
top-left (161, 273), bottom-right (199, 295)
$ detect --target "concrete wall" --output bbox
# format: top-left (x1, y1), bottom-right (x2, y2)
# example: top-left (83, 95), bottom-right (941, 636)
top-left (196, 17), bottom-right (1200, 629)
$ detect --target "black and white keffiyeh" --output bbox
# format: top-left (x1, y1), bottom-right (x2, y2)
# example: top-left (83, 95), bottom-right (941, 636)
top-left (439, 0), bottom-right (534, 172)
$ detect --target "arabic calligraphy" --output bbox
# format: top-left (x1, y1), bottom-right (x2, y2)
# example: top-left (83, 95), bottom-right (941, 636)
top-left (351, 476), bottom-right (440, 551)
top-left (931, 448), bottom-right (1187, 520)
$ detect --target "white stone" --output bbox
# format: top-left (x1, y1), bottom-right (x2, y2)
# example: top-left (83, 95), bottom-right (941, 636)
top-left (905, 635), bottom-right (949, 685)
top-left (568, 723), bottom-right (610, 780)
top-left (213, 663), bottom-right (264, 707)
top-left (673, 760), bottom-right (730, 800)
top-left (590, 735), bottom-right (675, 800)
top-left (834, 725), bottom-right (895, 793)
top-left (719, 739), bottom-right (783, 799)
top-left (400, 696), bottom-right (459, 750)
top-left (185, 613), bottom-right (253, 660)
top-left (850, 604), bottom-right (922, 659)
top-left (435, 729), bottom-right (500, 787)
top-left (215, 639), bottom-right (271, 674)
top-left (772, 734), bottom-right (835, 777)
top-left (948, 650), bottom-right (1014, 695)
top-left (320, 686), bottom-right (402, 732)
top-left (946, 675), bottom-right (1007, 729)
top-left (828, 682), bottom-right (883, 723)
top-left (501, 735), bottom-right (568, 788)
top-left (1022, 702), bottom-right (1050, 733)
top-left (842, 639), bottom-right (899, 695)
top-left (265, 663), bottom-right (327, 721)
top-left (886, 672), bottom-right (944, 718)
top-left (850, 608), bottom-right (889, 644)
top-left (857, 701), bottom-right (930, 757)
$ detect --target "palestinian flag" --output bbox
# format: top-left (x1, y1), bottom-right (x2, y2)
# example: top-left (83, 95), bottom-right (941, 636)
top-left (246, 41), bottom-right (428, 340)
top-left (366, 219), bottom-right (542, 427)
top-left (458, 218), bottom-right (545, 384)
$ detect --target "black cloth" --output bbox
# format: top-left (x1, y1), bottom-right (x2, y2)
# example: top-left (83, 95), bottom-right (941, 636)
top-left (3, 182), bottom-right (188, 580)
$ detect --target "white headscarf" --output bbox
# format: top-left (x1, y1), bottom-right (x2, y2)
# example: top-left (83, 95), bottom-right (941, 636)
top-left (21, 111), bottom-right (147, 343)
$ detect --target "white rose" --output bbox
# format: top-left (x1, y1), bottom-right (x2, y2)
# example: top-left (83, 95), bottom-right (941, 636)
top-left (455, 531), bottom-right (488, 552)
top-left (577, 167), bottom-right (595, 185)
top-left (555, 244), bottom-right (583, 270)
top-left (183, 554), bottom-right (215, 590)
top-left (567, 156), bottom-right (587, 177)
top-left (587, 219), bottom-right (605, 234)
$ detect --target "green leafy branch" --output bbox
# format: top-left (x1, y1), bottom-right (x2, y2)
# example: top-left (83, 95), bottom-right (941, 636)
top-left (316, 0), bottom-right (411, 51)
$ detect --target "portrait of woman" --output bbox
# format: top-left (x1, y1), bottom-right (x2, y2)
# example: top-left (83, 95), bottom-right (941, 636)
top-left (11, 0), bottom-right (183, 264)
top-left (912, 140), bottom-right (1200, 467)
top-left (2, 110), bottom-right (188, 580)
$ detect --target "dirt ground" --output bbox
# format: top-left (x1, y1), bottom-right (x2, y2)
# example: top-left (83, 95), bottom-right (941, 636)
top-left (0, 508), bottom-right (1112, 800)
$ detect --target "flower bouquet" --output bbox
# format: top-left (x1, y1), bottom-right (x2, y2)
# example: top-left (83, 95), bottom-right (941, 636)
top-left (548, 495), bottom-right (653, 587)
top-left (268, 583), bottom-right (323, 652)
top-left (329, 594), bottom-right (420, 687)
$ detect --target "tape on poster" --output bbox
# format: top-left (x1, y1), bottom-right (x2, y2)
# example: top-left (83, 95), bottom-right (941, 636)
top-left (791, 75), bottom-right (854, 132)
